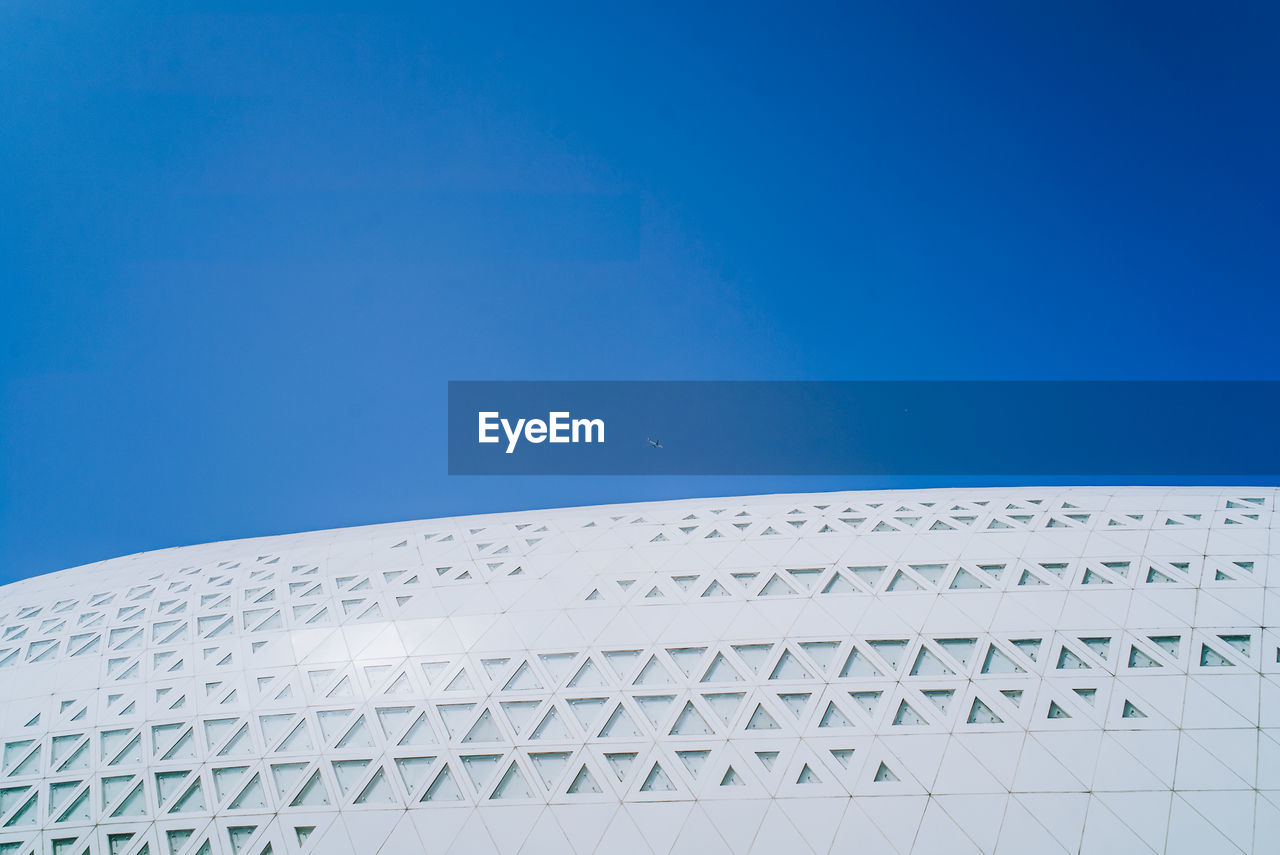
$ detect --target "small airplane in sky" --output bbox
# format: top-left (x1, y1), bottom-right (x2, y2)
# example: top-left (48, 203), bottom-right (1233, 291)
top-left (647, 437), bottom-right (663, 449)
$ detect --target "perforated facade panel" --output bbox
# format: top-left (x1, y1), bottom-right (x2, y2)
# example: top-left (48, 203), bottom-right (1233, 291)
top-left (0, 487), bottom-right (1276, 854)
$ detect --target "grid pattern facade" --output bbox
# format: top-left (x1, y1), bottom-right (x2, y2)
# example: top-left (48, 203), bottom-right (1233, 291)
top-left (0, 487), bottom-right (1276, 854)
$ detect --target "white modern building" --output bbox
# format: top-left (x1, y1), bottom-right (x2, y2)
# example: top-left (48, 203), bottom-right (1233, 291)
top-left (0, 487), bottom-right (1276, 854)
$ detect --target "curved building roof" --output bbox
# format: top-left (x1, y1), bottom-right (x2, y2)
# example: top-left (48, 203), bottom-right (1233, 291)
top-left (0, 487), bottom-right (1275, 854)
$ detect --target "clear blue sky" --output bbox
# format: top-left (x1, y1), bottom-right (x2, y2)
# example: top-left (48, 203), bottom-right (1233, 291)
top-left (3, 1), bottom-right (1278, 583)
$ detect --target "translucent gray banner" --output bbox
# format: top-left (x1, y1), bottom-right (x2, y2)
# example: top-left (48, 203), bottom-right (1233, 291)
top-left (448, 381), bottom-right (1280, 475)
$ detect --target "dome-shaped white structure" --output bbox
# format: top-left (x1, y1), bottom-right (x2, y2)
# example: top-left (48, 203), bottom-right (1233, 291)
top-left (0, 487), bottom-right (1275, 854)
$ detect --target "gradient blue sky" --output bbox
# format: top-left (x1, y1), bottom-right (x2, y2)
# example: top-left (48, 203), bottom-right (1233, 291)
top-left (3, 1), bottom-right (1278, 583)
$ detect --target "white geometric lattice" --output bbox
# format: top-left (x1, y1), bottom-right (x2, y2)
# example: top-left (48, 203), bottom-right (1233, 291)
top-left (0, 488), bottom-right (1275, 853)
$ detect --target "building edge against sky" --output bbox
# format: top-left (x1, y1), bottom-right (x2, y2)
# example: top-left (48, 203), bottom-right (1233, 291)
top-left (0, 487), bottom-right (1276, 854)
